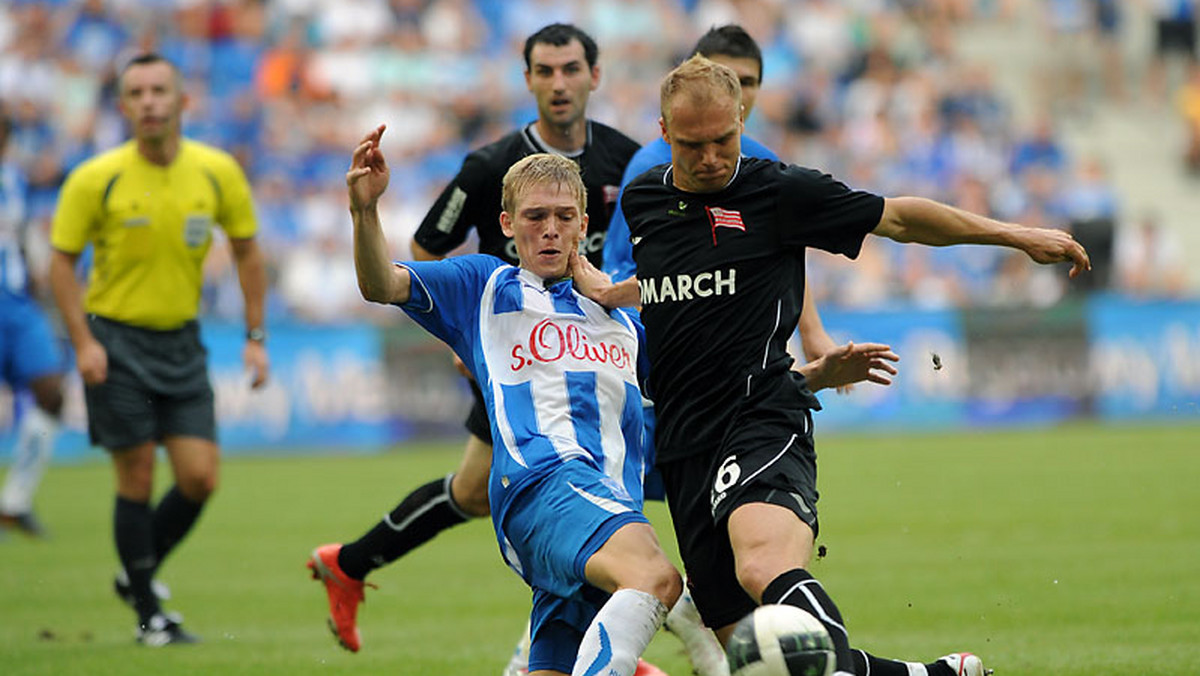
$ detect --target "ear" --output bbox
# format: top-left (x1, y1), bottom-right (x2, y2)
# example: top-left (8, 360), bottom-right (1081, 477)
top-left (659, 116), bottom-right (669, 143)
top-left (579, 212), bottom-right (589, 237)
top-left (590, 64), bottom-right (601, 92)
top-left (500, 211), bottom-right (515, 238)
top-left (524, 69), bottom-right (533, 93)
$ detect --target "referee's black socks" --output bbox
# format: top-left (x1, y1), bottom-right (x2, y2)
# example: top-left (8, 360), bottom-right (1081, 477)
top-left (337, 475), bottom-right (471, 581)
top-left (115, 496), bottom-right (160, 623)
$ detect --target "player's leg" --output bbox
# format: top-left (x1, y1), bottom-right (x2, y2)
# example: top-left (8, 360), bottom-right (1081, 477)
top-left (155, 341), bottom-right (220, 574)
top-left (716, 412), bottom-right (987, 676)
top-left (639, 406), bottom-right (729, 676)
top-left (159, 435), bottom-right (218, 565)
top-left (334, 431), bottom-right (488, 581)
top-left (0, 375), bottom-right (63, 534)
top-left (91, 317), bottom-right (202, 645)
top-left (0, 302), bottom-right (65, 535)
top-left (572, 521), bottom-right (681, 676)
top-left (111, 441), bottom-right (163, 624)
top-left (309, 384), bottom-right (491, 652)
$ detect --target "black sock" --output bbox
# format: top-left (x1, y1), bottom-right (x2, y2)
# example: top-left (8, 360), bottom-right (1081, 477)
top-left (852, 649), bottom-right (929, 676)
top-left (152, 486), bottom-right (205, 572)
top-left (762, 568), bottom-right (853, 674)
top-left (115, 496), bottom-right (159, 623)
top-left (337, 475), bottom-right (470, 580)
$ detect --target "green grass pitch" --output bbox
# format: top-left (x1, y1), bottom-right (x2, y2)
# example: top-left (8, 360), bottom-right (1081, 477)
top-left (1, 421), bottom-right (1197, 675)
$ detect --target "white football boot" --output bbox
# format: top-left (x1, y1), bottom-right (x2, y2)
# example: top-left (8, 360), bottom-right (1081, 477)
top-left (938, 652), bottom-right (993, 676)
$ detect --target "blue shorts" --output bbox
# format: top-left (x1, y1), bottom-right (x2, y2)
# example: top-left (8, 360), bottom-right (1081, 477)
top-left (498, 459), bottom-right (648, 672)
top-left (0, 294), bottom-right (63, 386)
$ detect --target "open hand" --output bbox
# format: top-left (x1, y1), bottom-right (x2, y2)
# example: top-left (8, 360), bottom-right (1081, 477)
top-left (347, 124), bottom-right (390, 210)
top-left (804, 341), bottom-right (900, 392)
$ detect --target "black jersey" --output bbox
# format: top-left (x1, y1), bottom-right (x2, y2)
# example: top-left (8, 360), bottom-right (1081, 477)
top-left (623, 157), bottom-right (885, 463)
top-left (413, 121), bottom-right (639, 266)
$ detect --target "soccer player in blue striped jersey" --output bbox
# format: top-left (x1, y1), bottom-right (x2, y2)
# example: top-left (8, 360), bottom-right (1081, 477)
top-left (337, 124), bottom-right (681, 676)
top-left (0, 111), bottom-right (65, 538)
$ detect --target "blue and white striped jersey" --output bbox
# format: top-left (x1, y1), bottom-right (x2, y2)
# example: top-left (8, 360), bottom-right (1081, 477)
top-left (0, 162), bottom-right (30, 296)
top-left (399, 254), bottom-right (650, 556)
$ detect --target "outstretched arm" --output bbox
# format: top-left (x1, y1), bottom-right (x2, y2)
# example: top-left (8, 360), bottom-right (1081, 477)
top-left (347, 124), bottom-right (412, 305)
top-left (873, 196), bottom-right (1091, 278)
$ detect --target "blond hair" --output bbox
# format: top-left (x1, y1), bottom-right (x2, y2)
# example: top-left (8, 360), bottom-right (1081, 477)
top-left (660, 54), bottom-right (742, 126)
top-left (501, 153), bottom-right (587, 214)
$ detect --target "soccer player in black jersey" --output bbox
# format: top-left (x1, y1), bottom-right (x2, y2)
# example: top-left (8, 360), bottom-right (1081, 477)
top-left (573, 55), bottom-right (1090, 676)
top-left (307, 23), bottom-right (641, 656)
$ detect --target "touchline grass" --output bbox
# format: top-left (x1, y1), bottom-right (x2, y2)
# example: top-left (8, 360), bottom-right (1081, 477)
top-left (1, 421), bottom-right (1196, 675)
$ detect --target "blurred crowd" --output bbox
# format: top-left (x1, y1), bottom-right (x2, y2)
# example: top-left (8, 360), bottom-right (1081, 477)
top-left (1, 0), bottom-right (1193, 325)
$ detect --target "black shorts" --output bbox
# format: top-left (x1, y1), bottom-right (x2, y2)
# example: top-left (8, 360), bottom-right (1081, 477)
top-left (658, 384), bottom-right (819, 630)
top-left (464, 378), bottom-right (493, 443)
top-left (1156, 18), bottom-right (1197, 57)
top-left (85, 315), bottom-right (215, 450)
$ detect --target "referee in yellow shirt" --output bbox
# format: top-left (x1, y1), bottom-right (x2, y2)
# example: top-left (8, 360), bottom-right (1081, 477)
top-left (48, 53), bottom-right (269, 646)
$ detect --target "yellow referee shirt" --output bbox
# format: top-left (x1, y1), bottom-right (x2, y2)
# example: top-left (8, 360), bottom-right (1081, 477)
top-left (51, 139), bottom-right (257, 330)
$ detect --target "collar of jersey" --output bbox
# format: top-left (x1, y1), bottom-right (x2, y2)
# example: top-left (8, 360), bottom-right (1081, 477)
top-left (662, 155), bottom-right (743, 192)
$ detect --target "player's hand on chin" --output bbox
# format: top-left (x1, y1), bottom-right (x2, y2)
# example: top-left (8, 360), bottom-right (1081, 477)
top-left (569, 250), bottom-right (612, 303)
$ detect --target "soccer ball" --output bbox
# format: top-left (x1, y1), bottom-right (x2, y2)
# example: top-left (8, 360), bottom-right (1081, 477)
top-left (726, 604), bottom-right (835, 676)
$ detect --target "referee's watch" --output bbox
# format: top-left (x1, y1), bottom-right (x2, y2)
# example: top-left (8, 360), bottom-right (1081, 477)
top-left (246, 327), bottom-right (267, 344)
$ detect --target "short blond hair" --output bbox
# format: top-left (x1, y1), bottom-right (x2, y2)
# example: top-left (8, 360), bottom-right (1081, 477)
top-left (660, 54), bottom-right (742, 126)
top-left (501, 153), bottom-right (587, 215)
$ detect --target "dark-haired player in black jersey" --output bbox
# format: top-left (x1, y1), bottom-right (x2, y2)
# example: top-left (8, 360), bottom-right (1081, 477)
top-left (574, 55), bottom-right (1090, 676)
top-left (306, 23), bottom-right (643, 657)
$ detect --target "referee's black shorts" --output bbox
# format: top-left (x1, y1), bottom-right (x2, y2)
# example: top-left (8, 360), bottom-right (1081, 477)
top-left (658, 375), bottom-right (820, 631)
top-left (84, 315), bottom-right (215, 450)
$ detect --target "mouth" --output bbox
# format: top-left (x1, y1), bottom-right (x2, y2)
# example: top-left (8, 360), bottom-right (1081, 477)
top-left (549, 97), bottom-right (571, 110)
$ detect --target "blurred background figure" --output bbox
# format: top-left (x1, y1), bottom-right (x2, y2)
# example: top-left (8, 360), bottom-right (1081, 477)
top-left (0, 109), bottom-right (66, 538)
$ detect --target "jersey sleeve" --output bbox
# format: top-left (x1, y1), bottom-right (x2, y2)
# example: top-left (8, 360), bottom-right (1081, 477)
top-left (50, 165), bottom-right (100, 254)
top-left (412, 151), bottom-right (494, 256)
top-left (214, 152), bottom-right (257, 239)
top-left (603, 144), bottom-right (666, 281)
top-left (398, 254), bottom-right (502, 353)
top-left (741, 135), bottom-right (779, 162)
top-left (776, 165), bottom-right (884, 259)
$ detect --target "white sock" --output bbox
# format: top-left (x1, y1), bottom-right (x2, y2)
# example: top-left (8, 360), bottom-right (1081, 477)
top-left (503, 619), bottom-right (532, 675)
top-left (665, 588), bottom-right (729, 676)
top-left (1, 406), bottom-right (58, 515)
top-left (572, 588), bottom-right (667, 676)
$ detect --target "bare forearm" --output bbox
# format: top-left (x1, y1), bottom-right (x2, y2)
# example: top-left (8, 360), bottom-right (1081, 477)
top-left (875, 196), bottom-right (1022, 247)
top-left (352, 205), bottom-right (409, 304)
top-left (598, 277), bottom-right (641, 308)
top-left (231, 239), bottom-right (267, 331)
top-left (48, 251), bottom-right (93, 349)
top-left (798, 283), bottom-right (836, 361)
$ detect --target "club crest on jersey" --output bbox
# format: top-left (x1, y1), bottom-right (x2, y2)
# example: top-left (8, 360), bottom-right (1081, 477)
top-left (510, 318), bottom-right (634, 373)
top-left (706, 206), bottom-right (745, 245)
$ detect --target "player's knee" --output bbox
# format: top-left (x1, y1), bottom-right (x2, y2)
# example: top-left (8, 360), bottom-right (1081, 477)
top-left (177, 471), bottom-right (218, 502)
top-left (646, 560), bottom-right (683, 610)
top-left (449, 474), bottom-right (490, 517)
top-left (734, 558), bottom-right (778, 602)
top-left (30, 377), bottom-right (64, 416)
top-left (624, 556), bottom-right (682, 609)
